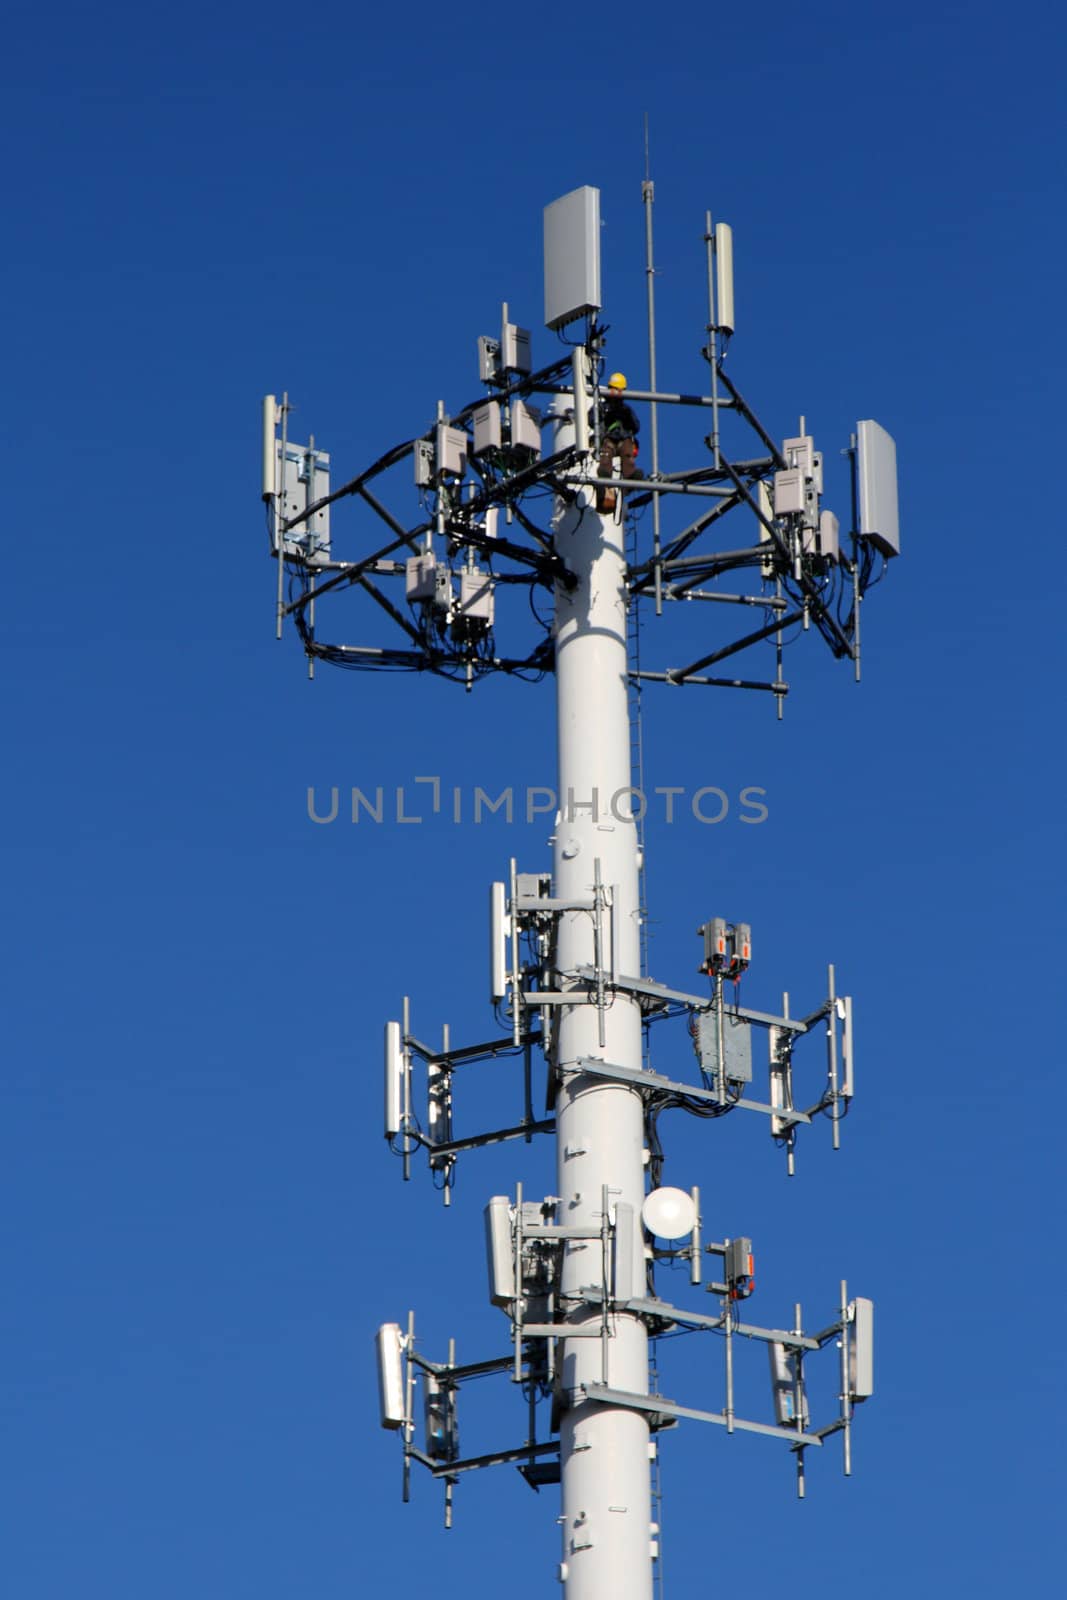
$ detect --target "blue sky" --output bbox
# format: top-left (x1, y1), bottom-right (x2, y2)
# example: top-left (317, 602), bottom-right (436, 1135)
top-left (4, 2), bottom-right (1063, 1595)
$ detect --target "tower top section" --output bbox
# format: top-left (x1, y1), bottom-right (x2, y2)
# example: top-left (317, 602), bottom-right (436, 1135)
top-left (260, 185), bottom-right (900, 701)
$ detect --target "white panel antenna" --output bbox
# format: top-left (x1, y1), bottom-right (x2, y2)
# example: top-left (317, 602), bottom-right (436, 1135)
top-left (715, 222), bottom-right (735, 334)
top-left (261, 395), bottom-right (277, 499)
top-left (384, 1020), bottom-right (405, 1140)
top-left (543, 186), bottom-right (601, 331)
top-left (376, 1322), bottom-right (406, 1429)
top-left (489, 882), bottom-right (509, 1003)
top-left (849, 1298), bottom-right (874, 1400)
top-left (856, 419), bottom-right (900, 557)
top-left (839, 995), bottom-right (854, 1097)
top-left (484, 1196), bottom-right (515, 1306)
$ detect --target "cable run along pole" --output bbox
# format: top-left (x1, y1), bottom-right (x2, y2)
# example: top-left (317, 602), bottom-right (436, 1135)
top-left (550, 391), bottom-right (653, 1600)
top-left (643, 163), bottom-right (663, 616)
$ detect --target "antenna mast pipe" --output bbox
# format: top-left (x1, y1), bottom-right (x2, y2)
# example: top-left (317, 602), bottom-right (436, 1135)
top-left (551, 401), bottom-right (653, 1600)
top-left (704, 213), bottom-right (722, 469)
top-left (643, 168), bottom-right (663, 616)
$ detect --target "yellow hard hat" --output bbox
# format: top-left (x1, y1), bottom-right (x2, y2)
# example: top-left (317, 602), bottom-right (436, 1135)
top-left (607, 372), bottom-right (627, 391)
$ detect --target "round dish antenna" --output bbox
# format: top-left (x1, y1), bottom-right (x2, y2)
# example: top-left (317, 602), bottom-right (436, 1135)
top-left (641, 1186), bottom-right (697, 1240)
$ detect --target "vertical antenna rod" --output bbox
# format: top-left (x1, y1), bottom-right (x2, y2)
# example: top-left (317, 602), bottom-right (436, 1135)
top-left (643, 118), bottom-right (663, 617)
top-left (703, 215), bottom-right (721, 469)
top-left (551, 394), bottom-right (653, 1600)
top-left (275, 393), bottom-right (289, 639)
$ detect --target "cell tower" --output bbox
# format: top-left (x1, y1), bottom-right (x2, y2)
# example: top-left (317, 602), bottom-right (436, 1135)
top-left (261, 183), bottom-right (897, 1599)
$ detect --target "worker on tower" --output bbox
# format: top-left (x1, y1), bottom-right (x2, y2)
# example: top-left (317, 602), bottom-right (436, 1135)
top-left (592, 372), bottom-right (640, 512)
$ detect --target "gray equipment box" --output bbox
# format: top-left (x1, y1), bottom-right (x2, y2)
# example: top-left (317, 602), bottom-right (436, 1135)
top-left (478, 334), bottom-right (500, 383)
top-left (472, 402), bottom-right (502, 457)
top-left (458, 569), bottom-right (494, 625)
top-left (436, 422), bottom-right (468, 479)
top-left (510, 399), bottom-right (542, 457)
top-left (544, 186), bottom-right (601, 331)
top-left (405, 552), bottom-right (437, 602)
top-left (769, 1342), bottom-right (809, 1428)
top-left (502, 322), bottom-right (531, 374)
top-left (696, 1009), bottom-right (752, 1084)
top-left (773, 468), bottom-right (806, 516)
top-left (275, 439), bottom-right (330, 563)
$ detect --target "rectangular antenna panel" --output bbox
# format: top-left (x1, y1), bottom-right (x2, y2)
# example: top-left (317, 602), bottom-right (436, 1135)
top-left (275, 440), bottom-right (330, 562)
top-left (384, 1020), bottom-right (404, 1139)
top-left (544, 186), bottom-right (601, 331)
top-left (485, 1196), bottom-right (515, 1306)
top-left (841, 995), bottom-right (854, 1096)
top-left (856, 420), bottom-right (900, 557)
top-left (849, 1297), bottom-right (874, 1399)
top-left (490, 882), bottom-right (508, 1002)
top-left (715, 223), bottom-right (735, 334)
top-left (376, 1322), bottom-right (406, 1429)
top-left (261, 395), bottom-right (277, 499)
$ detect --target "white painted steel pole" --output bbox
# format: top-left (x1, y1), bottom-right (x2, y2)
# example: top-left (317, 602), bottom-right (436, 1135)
top-left (551, 397), bottom-right (653, 1600)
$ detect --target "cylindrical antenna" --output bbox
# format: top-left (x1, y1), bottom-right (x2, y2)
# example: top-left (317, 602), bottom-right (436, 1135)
top-left (715, 223), bottom-right (735, 335)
